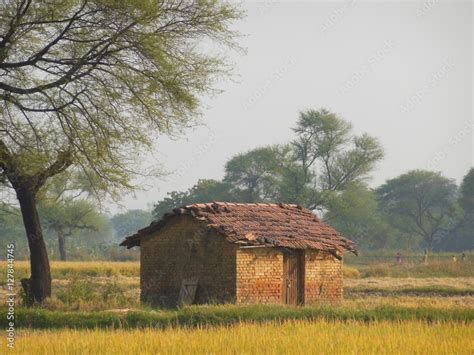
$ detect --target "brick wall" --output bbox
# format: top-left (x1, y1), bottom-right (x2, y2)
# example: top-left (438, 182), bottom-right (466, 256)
top-left (140, 215), bottom-right (237, 306)
top-left (236, 248), bottom-right (283, 304)
top-left (139, 217), bottom-right (343, 306)
top-left (304, 249), bottom-right (343, 304)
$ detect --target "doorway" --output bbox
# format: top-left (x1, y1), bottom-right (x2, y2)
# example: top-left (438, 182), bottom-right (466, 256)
top-left (283, 250), bottom-right (303, 305)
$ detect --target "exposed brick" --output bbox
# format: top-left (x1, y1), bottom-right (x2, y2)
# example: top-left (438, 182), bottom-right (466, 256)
top-left (141, 216), bottom-right (344, 306)
top-left (140, 215), bottom-right (237, 306)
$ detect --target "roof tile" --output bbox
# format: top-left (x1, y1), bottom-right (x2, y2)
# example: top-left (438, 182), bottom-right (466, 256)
top-left (120, 202), bottom-right (356, 255)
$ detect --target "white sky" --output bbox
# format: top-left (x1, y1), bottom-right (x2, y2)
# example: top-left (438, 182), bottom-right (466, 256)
top-left (111, 0), bottom-right (473, 214)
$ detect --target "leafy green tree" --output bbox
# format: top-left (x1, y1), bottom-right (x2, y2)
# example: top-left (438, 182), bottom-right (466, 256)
top-left (37, 172), bottom-right (111, 260)
top-left (40, 199), bottom-right (104, 261)
top-left (376, 170), bottom-right (460, 250)
top-left (111, 209), bottom-right (152, 242)
top-left (291, 109), bottom-right (384, 209)
top-left (221, 109), bottom-right (384, 209)
top-left (324, 182), bottom-right (407, 250)
top-left (50, 212), bottom-right (113, 260)
top-left (153, 179), bottom-right (237, 219)
top-left (450, 168), bottom-right (474, 251)
top-left (273, 145), bottom-right (323, 207)
top-left (459, 168), bottom-right (474, 212)
top-left (0, 0), bottom-right (241, 302)
top-left (224, 146), bottom-right (285, 202)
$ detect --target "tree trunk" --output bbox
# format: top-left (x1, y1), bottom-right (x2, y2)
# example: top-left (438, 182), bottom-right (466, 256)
top-left (15, 185), bottom-right (52, 302)
top-left (57, 229), bottom-right (66, 261)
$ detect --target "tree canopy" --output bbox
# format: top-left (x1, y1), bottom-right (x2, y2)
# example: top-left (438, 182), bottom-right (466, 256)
top-left (448, 168), bottom-right (474, 251)
top-left (376, 170), bottom-right (460, 250)
top-left (223, 146), bottom-right (284, 203)
top-left (221, 109), bottom-right (384, 209)
top-left (0, 0), bottom-right (241, 302)
top-left (153, 179), bottom-right (238, 219)
top-left (324, 182), bottom-right (398, 250)
top-left (459, 168), bottom-right (474, 213)
top-left (291, 109), bottom-right (384, 209)
top-left (153, 109), bottom-right (385, 230)
top-left (111, 209), bottom-right (152, 242)
top-left (0, 0), bottom-right (241, 195)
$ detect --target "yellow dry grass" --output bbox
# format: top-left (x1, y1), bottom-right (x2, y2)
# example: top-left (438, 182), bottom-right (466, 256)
top-left (343, 295), bottom-right (474, 308)
top-left (13, 320), bottom-right (474, 355)
top-left (2, 261), bottom-right (472, 311)
top-left (344, 277), bottom-right (474, 289)
top-left (11, 260), bottom-right (139, 272)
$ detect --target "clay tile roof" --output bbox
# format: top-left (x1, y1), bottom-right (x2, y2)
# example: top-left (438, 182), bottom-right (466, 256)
top-left (120, 202), bottom-right (357, 256)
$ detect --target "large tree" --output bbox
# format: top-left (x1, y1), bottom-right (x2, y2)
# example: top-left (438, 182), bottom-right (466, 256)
top-left (40, 199), bottom-right (103, 261)
top-left (452, 168), bottom-right (474, 250)
top-left (376, 170), bottom-right (460, 250)
top-left (221, 109), bottom-right (384, 209)
top-left (0, 0), bottom-right (240, 302)
top-left (291, 109), bottom-right (384, 209)
top-left (223, 146), bottom-right (284, 202)
top-left (37, 171), bottom-right (104, 261)
top-left (324, 182), bottom-right (397, 250)
top-left (459, 168), bottom-right (474, 213)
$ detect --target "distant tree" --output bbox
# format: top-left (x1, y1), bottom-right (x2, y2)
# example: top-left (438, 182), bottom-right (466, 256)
top-left (0, 0), bottom-right (241, 302)
top-left (221, 109), bottom-right (384, 209)
top-left (39, 199), bottom-right (104, 261)
top-left (111, 209), bottom-right (152, 242)
top-left (0, 205), bottom-right (28, 258)
top-left (38, 172), bottom-right (108, 261)
top-left (223, 146), bottom-right (285, 202)
top-left (459, 168), bottom-right (474, 212)
top-left (451, 168), bottom-right (474, 250)
top-left (153, 179), bottom-right (237, 219)
top-left (376, 170), bottom-right (460, 250)
top-left (324, 182), bottom-right (398, 250)
top-left (291, 109), bottom-right (384, 209)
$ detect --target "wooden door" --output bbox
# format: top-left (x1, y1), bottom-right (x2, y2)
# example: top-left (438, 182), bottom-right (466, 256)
top-left (178, 277), bottom-right (199, 305)
top-left (283, 251), bottom-right (303, 305)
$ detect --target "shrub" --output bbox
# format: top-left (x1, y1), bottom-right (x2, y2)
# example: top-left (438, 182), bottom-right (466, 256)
top-left (57, 278), bottom-right (96, 305)
top-left (343, 266), bottom-right (360, 278)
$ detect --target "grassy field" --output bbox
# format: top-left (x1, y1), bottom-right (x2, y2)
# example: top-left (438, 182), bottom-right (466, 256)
top-left (12, 320), bottom-right (474, 354)
top-left (0, 261), bottom-right (140, 283)
top-left (2, 261), bottom-right (473, 311)
top-left (2, 304), bottom-right (473, 330)
top-left (1, 260), bottom-right (473, 353)
top-left (3, 258), bottom-right (473, 281)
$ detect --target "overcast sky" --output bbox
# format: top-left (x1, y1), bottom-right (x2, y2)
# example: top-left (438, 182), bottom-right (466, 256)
top-left (112, 0), bottom-right (473, 214)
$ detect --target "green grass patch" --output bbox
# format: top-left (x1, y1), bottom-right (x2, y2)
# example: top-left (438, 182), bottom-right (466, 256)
top-left (0, 261), bottom-right (140, 286)
top-left (2, 304), bottom-right (472, 330)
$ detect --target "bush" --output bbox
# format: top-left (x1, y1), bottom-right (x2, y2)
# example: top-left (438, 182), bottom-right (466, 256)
top-left (57, 278), bottom-right (96, 304)
top-left (343, 266), bottom-right (360, 278)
